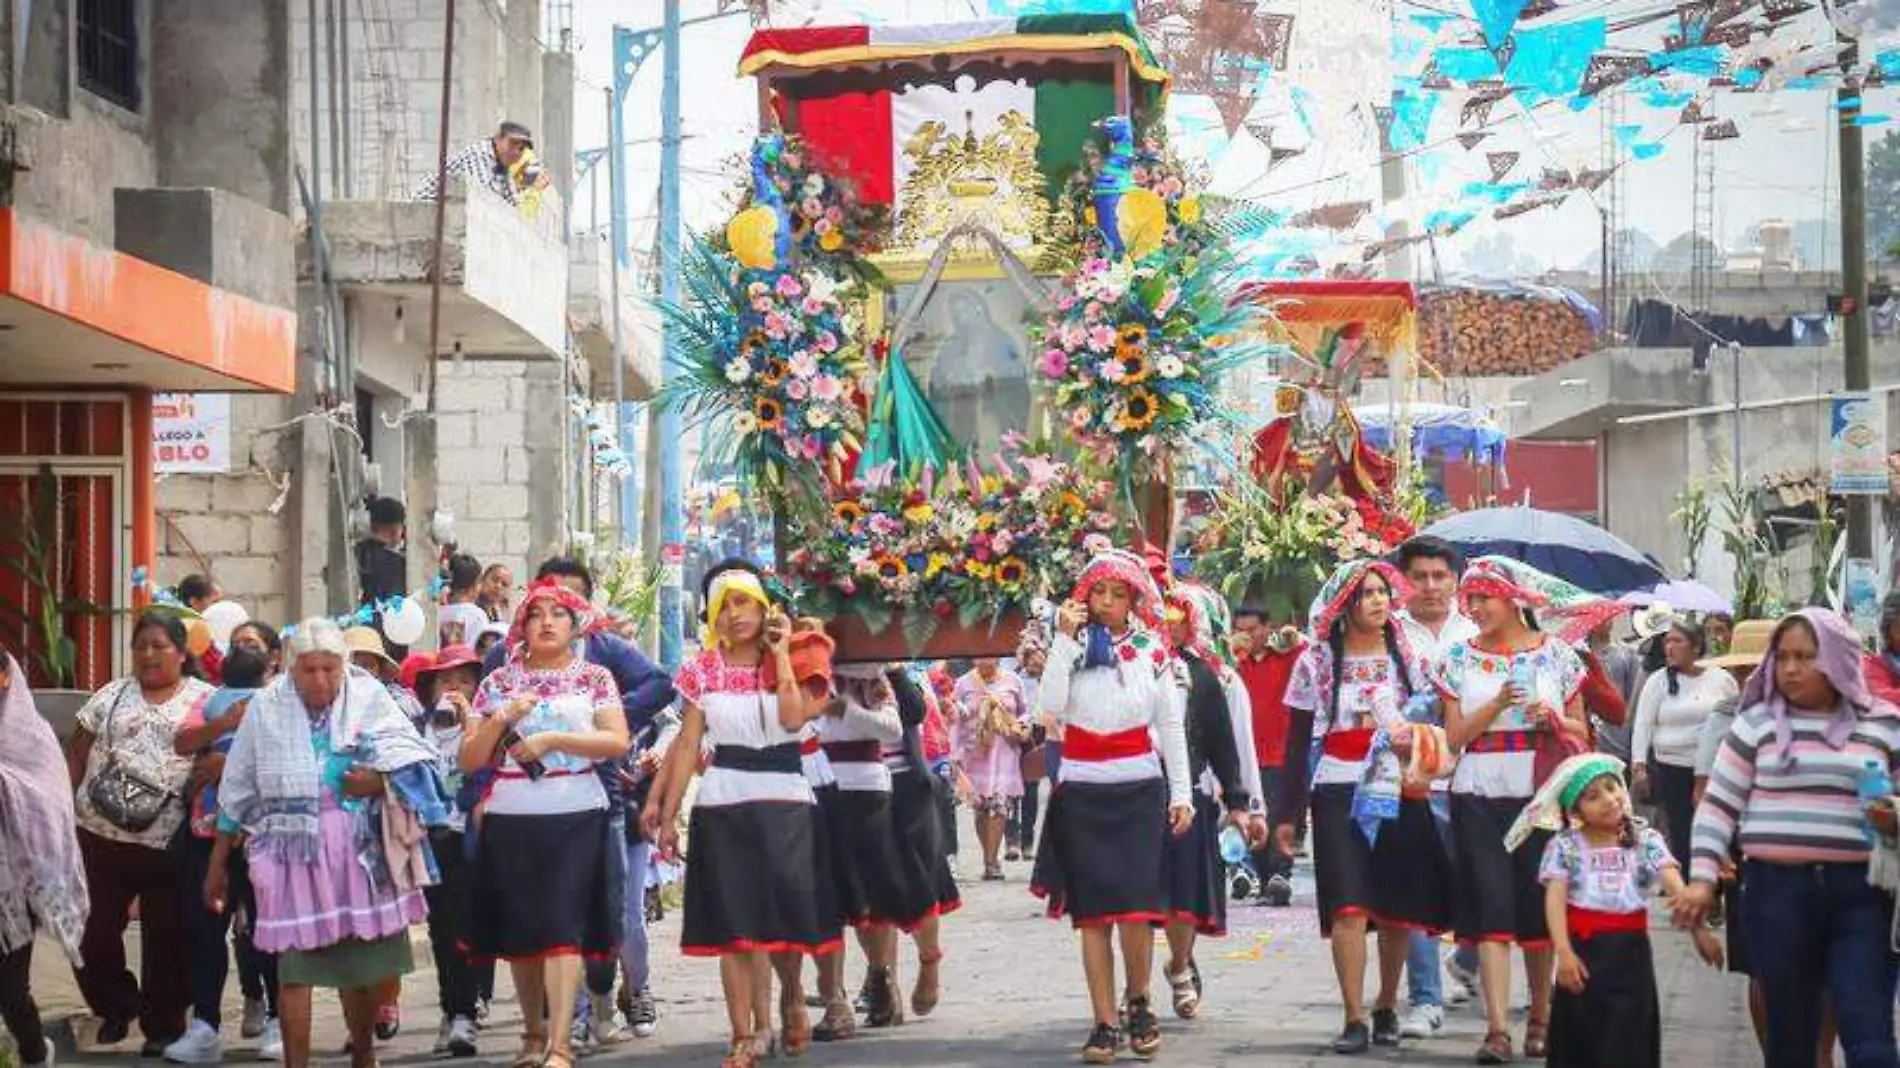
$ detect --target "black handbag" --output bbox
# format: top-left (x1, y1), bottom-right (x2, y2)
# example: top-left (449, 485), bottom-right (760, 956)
top-left (85, 684), bottom-right (175, 833)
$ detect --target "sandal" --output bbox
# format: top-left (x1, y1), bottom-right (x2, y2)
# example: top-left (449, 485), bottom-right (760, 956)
top-left (1524, 1017), bottom-right (1549, 1059)
top-left (864, 966), bottom-right (904, 1028)
top-left (1125, 995), bottom-right (1162, 1059)
top-left (1166, 964), bottom-right (1200, 1019)
top-left (812, 1001), bottom-right (857, 1043)
top-left (510, 1034), bottom-right (547, 1068)
top-left (542, 1049), bottom-right (574, 1068)
top-left (1080, 1022), bottom-right (1122, 1065)
top-left (1476, 1028), bottom-right (1515, 1065)
top-left (721, 1036), bottom-right (762, 1068)
top-left (780, 996), bottom-right (812, 1058)
top-left (911, 950), bottom-right (944, 1018)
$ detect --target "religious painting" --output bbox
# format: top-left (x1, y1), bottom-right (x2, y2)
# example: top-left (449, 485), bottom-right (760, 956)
top-left (888, 277), bottom-right (1036, 457)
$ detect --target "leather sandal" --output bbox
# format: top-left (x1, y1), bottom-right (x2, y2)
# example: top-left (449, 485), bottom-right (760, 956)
top-left (1524, 1017), bottom-right (1549, 1059)
top-left (911, 950), bottom-right (944, 1018)
top-left (510, 1033), bottom-right (547, 1068)
top-left (1476, 1028), bottom-right (1515, 1064)
top-left (780, 995), bottom-right (812, 1058)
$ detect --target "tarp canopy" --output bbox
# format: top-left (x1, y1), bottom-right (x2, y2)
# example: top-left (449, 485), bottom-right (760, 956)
top-left (1357, 402), bottom-right (1507, 464)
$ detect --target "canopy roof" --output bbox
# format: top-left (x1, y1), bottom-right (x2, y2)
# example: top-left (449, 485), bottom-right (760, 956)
top-left (1233, 280), bottom-right (1419, 351)
top-left (739, 14), bottom-right (1171, 89)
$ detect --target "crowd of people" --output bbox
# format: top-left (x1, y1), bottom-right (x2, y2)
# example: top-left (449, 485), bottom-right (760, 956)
top-left (1, 530), bottom-right (1899, 1068)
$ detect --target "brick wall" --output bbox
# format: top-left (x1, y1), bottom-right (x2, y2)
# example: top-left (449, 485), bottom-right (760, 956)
top-left (155, 393), bottom-right (296, 626)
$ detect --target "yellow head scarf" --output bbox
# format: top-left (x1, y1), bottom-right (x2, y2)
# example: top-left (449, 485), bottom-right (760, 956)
top-left (703, 570), bottom-right (769, 650)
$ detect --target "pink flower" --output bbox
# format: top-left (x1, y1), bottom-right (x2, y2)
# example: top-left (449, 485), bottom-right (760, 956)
top-left (802, 296), bottom-right (827, 317)
top-left (826, 206), bottom-right (844, 224)
top-left (839, 578), bottom-right (857, 595)
top-left (785, 379), bottom-right (810, 401)
top-left (814, 331), bottom-right (839, 353)
top-left (812, 375), bottom-right (843, 401)
top-left (1086, 301), bottom-right (1105, 320)
top-left (1070, 407), bottom-right (1092, 429)
top-left (1084, 532), bottom-right (1113, 555)
top-left (783, 152), bottom-right (801, 169)
top-left (789, 350), bottom-right (818, 378)
top-left (801, 196), bottom-right (824, 217)
top-left (814, 218), bottom-right (833, 235)
top-left (774, 274), bottom-right (804, 298)
top-left (1057, 296), bottom-right (1078, 312)
top-left (1039, 349), bottom-right (1069, 378)
top-left (1100, 361), bottom-right (1125, 383)
top-left (763, 312), bottom-right (789, 339)
top-left (1087, 325), bottom-right (1118, 352)
top-left (1060, 324), bottom-right (1088, 350)
top-left (751, 296), bottom-right (773, 314)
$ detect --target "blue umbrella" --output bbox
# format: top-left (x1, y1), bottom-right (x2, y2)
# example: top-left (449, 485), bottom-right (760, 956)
top-left (1420, 507), bottom-right (1667, 596)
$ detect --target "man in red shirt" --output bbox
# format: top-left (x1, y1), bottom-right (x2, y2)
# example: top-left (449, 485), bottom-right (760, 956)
top-left (1231, 607), bottom-right (1305, 906)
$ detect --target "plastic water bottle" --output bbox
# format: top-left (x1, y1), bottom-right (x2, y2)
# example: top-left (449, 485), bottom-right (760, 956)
top-left (1858, 758), bottom-right (1894, 843)
top-left (1509, 658), bottom-right (1538, 710)
top-left (1218, 825), bottom-right (1249, 865)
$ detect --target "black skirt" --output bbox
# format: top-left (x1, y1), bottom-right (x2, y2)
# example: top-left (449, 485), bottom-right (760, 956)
top-left (820, 786), bottom-right (935, 930)
top-left (463, 808), bottom-right (619, 961)
top-left (1163, 792), bottom-right (1227, 936)
top-left (1311, 785), bottom-right (1454, 937)
top-left (891, 768), bottom-right (961, 918)
top-left (1450, 793), bottom-right (1552, 946)
top-left (1723, 872), bottom-right (1751, 976)
top-left (1031, 778), bottom-right (1167, 928)
top-left (683, 800), bottom-right (843, 957)
top-left (1547, 930), bottom-right (1661, 1068)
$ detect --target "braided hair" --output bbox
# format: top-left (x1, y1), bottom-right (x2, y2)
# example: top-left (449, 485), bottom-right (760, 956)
top-left (1326, 572), bottom-right (1417, 723)
top-left (1663, 619), bottom-right (1709, 697)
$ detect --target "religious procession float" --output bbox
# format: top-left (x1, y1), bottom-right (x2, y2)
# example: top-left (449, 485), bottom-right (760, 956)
top-left (662, 12), bottom-right (1429, 658)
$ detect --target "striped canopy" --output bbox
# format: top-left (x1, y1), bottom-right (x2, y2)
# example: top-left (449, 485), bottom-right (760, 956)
top-left (738, 14), bottom-right (1170, 88)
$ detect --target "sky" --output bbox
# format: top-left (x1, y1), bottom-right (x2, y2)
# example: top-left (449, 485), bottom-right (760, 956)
top-left (566, 0), bottom-right (1863, 279)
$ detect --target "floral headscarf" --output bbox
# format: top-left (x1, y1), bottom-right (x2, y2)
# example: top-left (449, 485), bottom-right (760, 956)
top-left (1309, 559), bottom-right (1410, 642)
top-left (1457, 555), bottom-right (1627, 646)
top-left (1505, 752), bottom-right (1627, 851)
top-left (1167, 580), bottom-right (1230, 665)
top-left (1072, 549), bottom-right (1166, 671)
top-left (1741, 607), bottom-right (1890, 760)
top-left (507, 576), bottom-right (599, 654)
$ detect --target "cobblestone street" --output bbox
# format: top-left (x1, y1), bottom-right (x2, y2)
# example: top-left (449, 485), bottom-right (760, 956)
top-left (35, 841), bottom-right (1760, 1067)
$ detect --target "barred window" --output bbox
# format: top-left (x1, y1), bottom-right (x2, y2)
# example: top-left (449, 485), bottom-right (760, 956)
top-left (77, 0), bottom-right (139, 111)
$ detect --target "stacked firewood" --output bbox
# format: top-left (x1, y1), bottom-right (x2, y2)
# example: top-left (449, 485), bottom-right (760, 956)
top-left (1361, 287), bottom-right (1598, 377)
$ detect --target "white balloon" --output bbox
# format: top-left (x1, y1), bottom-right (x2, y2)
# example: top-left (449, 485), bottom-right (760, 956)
top-left (202, 600), bottom-right (250, 646)
top-left (382, 596), bottom-right (428, 647)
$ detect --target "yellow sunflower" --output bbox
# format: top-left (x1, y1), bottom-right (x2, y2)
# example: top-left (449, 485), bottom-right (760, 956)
top-left (1118, 323), bottom-right (1148, 347)
top-left (1116, 387), bottom-right (1161, 432)
top-left (1058, 491), bottom-right (1087, 515)
top-left (755, 396), bottom-right (785, 430)
top-left (995, 557), bottom-right (1028, 586)
top-left (874, 553), bottom-right (909, 580)
top-left (1117, 347), bottom-right (1152, 384)
top-left (833, 499), bottom-right (866, 524)
top-left (738, 330), bottom-right (769, 360)
top-left (819, 228), bottom-right (845, 252)
top-left (758, 358), bottom-right (788, 388)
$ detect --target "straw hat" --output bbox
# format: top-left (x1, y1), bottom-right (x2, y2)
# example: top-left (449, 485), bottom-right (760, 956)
top-left (341, 625), bottom-right (397, 670)
top-left (1700, 619), bottom-right (1775, 671)
top-left (1631, 601), bottom-right (1681, 640)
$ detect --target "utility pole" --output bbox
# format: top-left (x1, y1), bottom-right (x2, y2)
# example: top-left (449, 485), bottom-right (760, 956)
top-left (657, 0), bottom-right (685, 670)
top-left (1841, 32), bottom-right (1876, 559)
top-left (607, 84), bottom-right (630, 542)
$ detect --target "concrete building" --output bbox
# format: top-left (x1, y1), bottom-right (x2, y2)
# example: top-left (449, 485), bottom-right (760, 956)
top-left (1506, 269), bottom-right (1898, 605)
top-left (154, 0), bottom-right (654, 632)
top-left (0, 0), bottom-right (298, 688)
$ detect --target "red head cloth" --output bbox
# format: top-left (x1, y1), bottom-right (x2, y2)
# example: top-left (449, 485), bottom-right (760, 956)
top-left (507, 576), bottom-right (599, 652)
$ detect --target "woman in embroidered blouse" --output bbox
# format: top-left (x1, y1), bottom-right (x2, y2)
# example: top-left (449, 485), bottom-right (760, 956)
top-left (1030, 549), bottom-right (1192, 1065)
top-left (459, 579), bottom-right (631, 1068)
top-left (1438, 557), bottom-right (1598, 1065)
top-left (954, 658), bottom-right (1031, 881)
top-left (68, 609), bottom-right (214, 1054)
top-left (1274, 560), bottom-right (1453, 1055)
top-left (207, 619), bottom-right (436, 1068)
top-left (643, 566), bottom-right (836, 1068)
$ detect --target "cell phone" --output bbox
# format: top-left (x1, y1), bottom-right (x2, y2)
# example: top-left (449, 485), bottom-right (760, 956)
top-left (430, 699), bottom-right (460, 729)
top-left (501, 726), bottom-right (546, 779)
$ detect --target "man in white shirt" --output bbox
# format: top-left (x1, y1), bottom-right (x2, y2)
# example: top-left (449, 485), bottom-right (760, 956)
top-left (1391, 536), bottom-right (1480, 1036)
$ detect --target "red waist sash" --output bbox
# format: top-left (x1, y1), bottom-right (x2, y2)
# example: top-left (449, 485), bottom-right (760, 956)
top-left (799, 736), bottom-right (821, 757)
top-left (1466, 729), bottom-right (1537, 755)
top-left (1321, 727), bottom-right (1376, 761)
top-left (1063, 725), bottom-right (1153, 763)
top-left (1566, 905), bottom-right (1647, 940)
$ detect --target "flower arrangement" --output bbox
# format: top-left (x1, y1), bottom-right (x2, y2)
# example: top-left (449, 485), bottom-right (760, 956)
top-left (1034, 117), bottom-right (1269, 485)
top-left (1188, 482), bottom-right (1414, 621)
top-left (718, 135), bottom-right (888, 281)
top-left (784, 447), bottom-right (1116, 649)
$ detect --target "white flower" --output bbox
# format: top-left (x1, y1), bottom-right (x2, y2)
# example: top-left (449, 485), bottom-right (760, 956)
top-left (734, 412), bottom-right (758, 435)
top-left (1156, 355), bottom-right (1185, 379)
top-left (724, 358), bottom-right (751, 384)
top-left (807, 406), bottom-right (833, 429)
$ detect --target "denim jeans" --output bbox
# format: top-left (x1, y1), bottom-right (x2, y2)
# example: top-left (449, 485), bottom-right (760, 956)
top-left (1744, 861), bottom-right (1900, 1068)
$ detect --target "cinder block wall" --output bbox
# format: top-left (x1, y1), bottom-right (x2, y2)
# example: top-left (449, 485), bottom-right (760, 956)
top-left (433, 359), bottom-right (569, 589)
top-left (155, 394), bottom-right (297, 626)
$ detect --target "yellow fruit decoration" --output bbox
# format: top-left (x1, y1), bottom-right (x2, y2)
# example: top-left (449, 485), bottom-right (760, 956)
top-left (1117, 187), bottom-right (1168, 261)
top-left (1178, 196), bottom-right (1202, 225)
top-left (727, 205), bottom-right (781, 270)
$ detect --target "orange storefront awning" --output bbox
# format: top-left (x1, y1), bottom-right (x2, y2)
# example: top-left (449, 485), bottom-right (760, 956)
top-left (0, 208), bottom-right (295, 394)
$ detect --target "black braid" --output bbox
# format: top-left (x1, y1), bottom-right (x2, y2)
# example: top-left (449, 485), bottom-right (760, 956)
top-left (1327, 619), bottom-right (1348, 724)
top-left (1618, 810), bottom-right (1638, 849)
top-left (1383, 622), bottom-right (1416, 699)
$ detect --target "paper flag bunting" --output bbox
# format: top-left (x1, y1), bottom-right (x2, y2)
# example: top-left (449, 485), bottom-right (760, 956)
top-left (1495, 192), bottom-right (1566, 220)
top-left (1456, 131), bottom-right (1493, 150)
top-left (1389, 93), bottom-right (1440, 151)
top-left (1681, 99), bottom-right (1709, 123)
top-left (1850, 114), bottom-right (1894, 127)
top-left (1580, 53), bottom-right (1651, 96)
top-left (1521, 0), bottom-right (1558, 16)
top-left (1631, 142), bottom-right (1666, 161)
top-left (1493, 36), bottom-right (1519, 70)
top-left (1763, 0), bottom-right (1815, 21)
top-left (1703, 118), bottom-right (1741, 140)
top-left (1538, 167), bottom-right (1575, 191)
top-left (1470, 0), bottom-right (1530, 50)
top-left (1576, 166), bottom-right (1616, 191)
top-left (1487, 151), bottom-right (1521, 181)
top-left (1504, 18), bottom-right (1608, 105)
top-left (1291, 201), bottom-right (1373, 230)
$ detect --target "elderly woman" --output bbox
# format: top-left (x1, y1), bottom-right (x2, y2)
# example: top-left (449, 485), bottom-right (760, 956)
top-left (0, 644), bottom-right (88, 1068)
top-left (1677, 609), bottom-right (1900, 1068)
top-left (68, 609), bottom-right (213, 1053)
top-left (954, 658), bottom-right (1032, 881)
top-left (205, 619), bottom-right (439, 1068)
top-left (461, 579), bottom-right (630, 1068)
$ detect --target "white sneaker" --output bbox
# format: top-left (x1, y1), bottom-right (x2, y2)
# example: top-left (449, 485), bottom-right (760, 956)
top-left (445, 1017), bottom-right (477, 1058)
top-left (947, 857), bottom-right (963, 882)
top-left (163, 1020), bottom-right (225, 1065)
top-left (1444, 951), bottom-right (1479, 1007)
top-left (627, 986), bottom-right (658, 1039)
top-left (1400, 1003), bottom-right (1443, 1039)
top-left (433, 1017), bottom-right (453, 1055)
top-left (240, 998), bottom-right (266, 1040)
top-left (591, 997), bottom-right (629, 1046)
top-left (257, 1020), bottom-right (282, 1063)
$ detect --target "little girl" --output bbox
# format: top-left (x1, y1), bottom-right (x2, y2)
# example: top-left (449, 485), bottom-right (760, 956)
top-left (1511, 754), bottom-right (1722, 1068)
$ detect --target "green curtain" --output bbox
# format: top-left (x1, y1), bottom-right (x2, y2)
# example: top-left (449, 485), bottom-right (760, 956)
top-left (1035, 79), bottom-right (1118, 204)
top-left (861, 346), bottom-right (961, 478)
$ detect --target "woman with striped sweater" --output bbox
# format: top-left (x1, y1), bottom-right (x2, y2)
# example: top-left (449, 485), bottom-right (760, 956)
top-left (1676, 608), bottom-right (1900, 1068)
